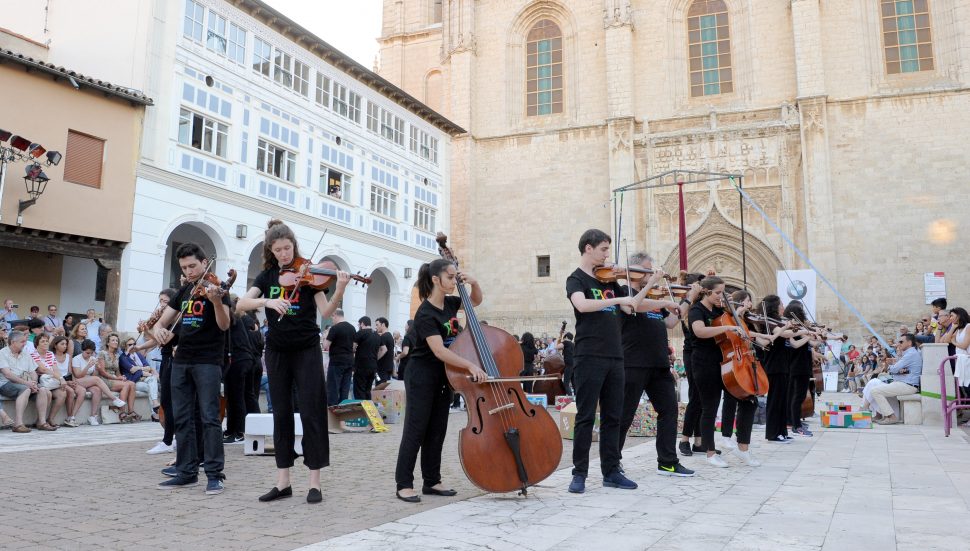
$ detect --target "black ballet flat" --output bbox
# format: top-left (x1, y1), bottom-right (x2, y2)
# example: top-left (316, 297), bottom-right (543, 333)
top-left (422, 486), bottom-right (458, 497)
top-left (396, 490), bottom-right (421, 503)
top-left (307, 488), bottom-right (322, 504)
top-left (258, 486), bottom-right (292, 502)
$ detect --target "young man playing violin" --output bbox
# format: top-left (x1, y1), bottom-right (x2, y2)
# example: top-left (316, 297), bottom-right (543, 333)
top-left (616, 252), bottom-right (695, 478)
top-left (151, 243), bottom-right (232, 495)
top-left (565, 229), bottom-right (652, 494)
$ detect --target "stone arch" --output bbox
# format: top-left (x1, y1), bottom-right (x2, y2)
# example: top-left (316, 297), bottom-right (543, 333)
top-left (246, 241), bottom-right (263, 290)
top-left (662, 206), bottom-right (782, 297)
top-left (365, 267), bottom-right (396, 322)
top-left (162, 221), bottom-right (228, 290)
top-left (506, 1), bottom-right (578, 124)
top-left (424, 69), bottom-right (443, 113)
top-left (320, 253), bottom-right (353, 315)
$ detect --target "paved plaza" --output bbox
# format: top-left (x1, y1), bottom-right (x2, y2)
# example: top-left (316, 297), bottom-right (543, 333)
top-left (1, 393), bottom-right (969, 550)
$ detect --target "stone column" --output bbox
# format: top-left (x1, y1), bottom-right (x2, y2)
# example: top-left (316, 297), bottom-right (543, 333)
top-left (97, 258), bottom-right (122, 329)
top-left (604, 0), bottom-right (636, 251)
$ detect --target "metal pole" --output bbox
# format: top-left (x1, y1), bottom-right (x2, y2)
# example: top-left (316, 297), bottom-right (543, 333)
top-left (0, 148), bottom-right (9, 223)
top-left (737, 176), bottom-right (747, 288)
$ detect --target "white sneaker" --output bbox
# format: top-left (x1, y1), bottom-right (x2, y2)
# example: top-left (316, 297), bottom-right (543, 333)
top-left (146, 441), bottom-right (175, 455)
top-left (732, 448), bottom-right (762, 467)
top-left (88, 416), bottom-right (100, 426)
top-left (720, 436), bottom-right (737, 451)
top-left (112, 398), bottom-right (126, 408)
top-left (707, 454), bottom-right (729, 468)
top-left (64, 417), bottom-right (80, 428)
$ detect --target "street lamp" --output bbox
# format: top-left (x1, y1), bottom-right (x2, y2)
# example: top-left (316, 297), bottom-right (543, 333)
top-left (0, 128), bottom-right (62, 225)
top-left (18, 162), bottom-right (50, 223)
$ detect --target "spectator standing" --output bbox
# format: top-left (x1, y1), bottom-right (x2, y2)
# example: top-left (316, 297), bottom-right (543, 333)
top-left (323, 309), bottom-right (355, 406)
top-left (396, 320), bottom-right (414, 381)
top-left (375, 317), bottom-right (394, 387)
top-left (28, 306), bottom-right (41, 319)
top-left (44, 305), bottom-right (63, 334)
top-left (352, 316), bottom-right (380, 400)
top-left (2, 299), bottom-right (18, 322)
top-left (82, 309), bottom-right (102, 351)
top-left (0, 330), bottom-right (54, 432)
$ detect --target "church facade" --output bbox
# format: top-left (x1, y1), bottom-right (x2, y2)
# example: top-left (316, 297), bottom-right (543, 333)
top-left (379, 0), bottom-right (970, 339)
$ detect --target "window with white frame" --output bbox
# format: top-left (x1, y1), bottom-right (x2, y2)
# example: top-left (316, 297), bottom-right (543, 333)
top-left (227, 23), bottom-right (246, 64)
top-left (273, 50), bottom-right (293, 88)
top-left (370, 185), bottom-right (397, 218)
top-left (178, 108), bottom-right (228, 158)
top-left (380, 110), bottom-right (396, 143)
top-left (206, 11), bottom-right (227, 54)
top-left (348, 91), bottom-right (362, 123)
top-left (409, 126), bottom-right (419, 154)
top-left (420, 132), bottom-right (438, 164)
top-left (366, 103), bottom-right (379, 134)
top-left (256, 139), bottom-right (296, 183)
top-left (320, 165), bottom-right (350, 201)
top-left (413, 202), bottom-right (436, 233)
top-left (253, 38), bottom-right (271, 77)
top-left (393, 117), bottom-right (405, 146)
top-left (315, 73), bottom-right (330, 107)
top-left (183, 0), bottom-right (204, 42)
top-left (293, 59), bottom-right (309, 96)
top-left (332, 82), bottom-right (349, 117)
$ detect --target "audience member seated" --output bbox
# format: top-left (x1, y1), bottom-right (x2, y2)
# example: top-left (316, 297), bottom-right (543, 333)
top-left (2, 299), bottom-right (18, 322)
top-left (120, 337), bottom-right (160, 418)
top-left (864, 333), bottom-right (923, 425)
top-left (69, 322), bottom-right (90, 357)
top-left (97, 333), bottom-right (139, 422)
top-left (30, 333), bottom-right (70, 429)
top-left (43, 305), bottom-right (63, 335)
top-left (50, 335), bottom-right (86, 427)
top-left (71, 339), bottom-right (125, 425)
top-left (0, 330), bottom-right (55, 432)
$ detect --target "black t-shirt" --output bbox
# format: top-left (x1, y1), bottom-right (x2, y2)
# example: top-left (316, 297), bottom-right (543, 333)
top-left (621, 288), bottom-right (670, 368)
top-left (326, 321), bottom-right (356, 363)
top-left (171, 283), bottom-right (231, 364)
top-left (789, 341), bottom-right (813, 377)
top-left (521, 344), bottom-right (536, 373)
top-left (680, 300), bottom-right (695, 353)
top-left (228, 316), bottom-right (255, 364)
top-left (377, 331), bottom-right (395, 374)
top-left (354, 328), bottom-right (381, 369)
top-left (562, 340), bottom-right (574, 367)
top-left (565, 268), bottom-right (625, 359)
top-left (763, 340), bottom-right (790, 375)
top-left (408, 295), bottom-right (462, 369)
top-left (397, 330), bottom-right (416, 374)
top-left (252, 267), bottom-right (325, 351)
top-left (687, 301), bottom-right (724, 365)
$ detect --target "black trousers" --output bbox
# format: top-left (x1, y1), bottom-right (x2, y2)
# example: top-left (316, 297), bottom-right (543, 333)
top-left (224, 358), bottom-right (253, 436)
top-left (266, 345), bottom-right (330, 470)
top-left (765, 372), bottom-right (790, 440)
top-left (326, 359), bottom-right (353, 407)
top-left (618, 367), bottom-right (679, 467)
top-left (571, 355), bottom-right (624, 478)
top-left (562, 362), bottom-right (574, 395)
top-left (250, 359), bottom-right (263, 413)
top-left (693, 352), bottom-right (757, 450)
top-left (681, 350), bottom-right (702, 438)
top-left (789, 374), bottom-right (810, 431)
top-left (353, 365), bottom-right (375, 401)
top-left (395, 365), bottom-right (451, 490)
top-left (159, 354), bottom-right (176, 446)
top-left (720, 391), bottom-right (738, 438)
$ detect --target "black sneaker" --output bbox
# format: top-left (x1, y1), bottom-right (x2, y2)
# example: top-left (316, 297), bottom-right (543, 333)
top-left (657, 463), bottom-right (696, 477)
top-left (692, 444), bottom-right (721, 455)
top-left (603, 471), bottom-right (638, 490)
top-left (679, 441), bottom-right (693, 456)
top-left (158, 476), bottom-right (198, 489)
top-left (222, 434), bottom-right (244, 444)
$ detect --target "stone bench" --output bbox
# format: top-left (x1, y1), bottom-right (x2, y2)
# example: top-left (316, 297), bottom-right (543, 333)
top-left (898, 394), bottom-right (923, 425)
top-left (1, 390), bottom-right (154, 426)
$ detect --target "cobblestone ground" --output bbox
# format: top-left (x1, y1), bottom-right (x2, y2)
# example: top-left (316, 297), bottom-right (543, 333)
top-left (0, 408), bottom-right (630, 551)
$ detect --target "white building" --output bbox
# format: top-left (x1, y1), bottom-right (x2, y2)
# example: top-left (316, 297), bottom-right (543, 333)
top-left (4, 0), bottom-right (463, 331)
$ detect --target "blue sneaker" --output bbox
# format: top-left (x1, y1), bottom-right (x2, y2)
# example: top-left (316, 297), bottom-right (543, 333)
top-left (157, 476), bottom-right (198, 489)
top-left (161, 466), bottom-right (178, 478)
top-left (206, 478), bottom-right (224, 495)
top-left (794, 427), bottom-right (814, 437)
top-left (603, 471), bottom-right (638, 490)
top-left (567, 475), bottom-right (586, 494)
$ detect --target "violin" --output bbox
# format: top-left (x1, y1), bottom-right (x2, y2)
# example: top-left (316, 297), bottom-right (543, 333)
top-left (278, 257), bottom-right (372, 296)
top-left (743, 312), bottom-right (789, 328)
top-left (435, 232), bottom-right (562, 495)
top-left (593, 265), bottom-right (689, 298)
top-left (192, 269), bottom-right (237, 298)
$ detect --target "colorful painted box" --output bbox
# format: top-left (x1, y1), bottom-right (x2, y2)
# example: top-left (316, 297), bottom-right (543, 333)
top-left (821, 410), bottom-right (873, 429)
top-left (628, 402), bottom-right (688, 437)
top-left (372, 389), bottom-right (405, 424)
top-left (558, 403), bottom-right (599, 441)
top-left (555, 395), bottom-right (574, 411)
top-left (823, 402), bottom-right (858, 413)
top-left (526, 394), bottom-right (548, 408)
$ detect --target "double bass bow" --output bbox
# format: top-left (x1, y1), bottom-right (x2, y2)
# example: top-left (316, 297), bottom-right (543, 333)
top-left (436, 233), bottom-right (562, 496)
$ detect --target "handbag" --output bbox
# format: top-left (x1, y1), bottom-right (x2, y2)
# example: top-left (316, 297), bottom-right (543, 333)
top-left (39, 374), bottom-right (62, 390)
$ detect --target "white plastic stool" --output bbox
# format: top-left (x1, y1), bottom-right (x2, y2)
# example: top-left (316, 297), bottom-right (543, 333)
top-left (244, 413), bottom-right (303, 455)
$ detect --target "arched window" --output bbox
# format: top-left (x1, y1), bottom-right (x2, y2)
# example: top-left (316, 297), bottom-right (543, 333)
top-left (881, 0), bottom-right (934, 74)
top-left (687, 0), bottom-right (733, 97)
top-left (526, 19), bottom-right (563, 116)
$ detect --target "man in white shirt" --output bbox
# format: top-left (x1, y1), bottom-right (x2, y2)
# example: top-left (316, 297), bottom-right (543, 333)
top-left (0, 330), bottom-right (53, 432)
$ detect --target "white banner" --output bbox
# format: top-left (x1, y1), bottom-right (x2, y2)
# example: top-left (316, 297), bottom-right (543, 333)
top-left (777, 269), bottom-right (817, 321)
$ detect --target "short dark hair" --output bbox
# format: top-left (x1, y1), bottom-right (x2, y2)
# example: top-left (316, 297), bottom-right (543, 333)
top-left (899, 333), bottom-right (917, 347)
top-left (80, 339), bottom-right (96, 352)
top-left (175, 242), bottom-right (207, 262)
top-left (931, 297), bottom-right (948, 309)
top-left (376, 317), bottom-right (389, 327)
top-left (30, 305), bottom-right (39, 312)
top-left (27, 318), bottom-right (44, 330)
top-left (578, 229), bottom-right (611, 254)
top-left (358, 316), bottom-right (371, 326)
top-left (564, 332), bottom-right (574, 340)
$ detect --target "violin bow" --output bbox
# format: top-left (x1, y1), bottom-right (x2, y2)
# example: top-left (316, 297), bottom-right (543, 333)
top-left (167, 255), bottom-right (218, 332)
top-left (622, 240), bottom-right (635, 316)
top-left (285, 228), bottom-right (327, 304)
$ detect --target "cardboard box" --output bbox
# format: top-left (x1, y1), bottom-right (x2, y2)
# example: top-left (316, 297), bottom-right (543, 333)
top-left (823, 402), bottom-right (858, 413)
top-left (526, 394), bottom-right (548, 408)
top-left (328, 400), bottom-right (388, 433)
top-left (558, 403), bottom-right (599, 441)
top-left (821, 410), bottom-right (872, 429)
top-left (372, 389), bottom-right (405, 424)
top-left (555, 395), bottom-right (574, 411)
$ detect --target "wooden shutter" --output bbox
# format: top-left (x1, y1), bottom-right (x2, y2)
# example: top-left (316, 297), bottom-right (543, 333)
top-left (63, 130), bottom-right (105, 188)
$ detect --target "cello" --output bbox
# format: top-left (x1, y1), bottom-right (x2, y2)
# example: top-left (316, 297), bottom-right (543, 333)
top-left (436, 233), bottom-right (563, 495)
top-left (713, 290), bottom-right (769, 400)
top-left (532, 321), bottom-right (567, 403)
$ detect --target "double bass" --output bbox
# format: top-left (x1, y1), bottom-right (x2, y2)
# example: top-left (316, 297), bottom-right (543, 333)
top-left (532, 321), bottom-right (567, 403)
top-left (712, 290), bottom-right (769, 400)
top-left (437, 233), bottom-right (562, 495)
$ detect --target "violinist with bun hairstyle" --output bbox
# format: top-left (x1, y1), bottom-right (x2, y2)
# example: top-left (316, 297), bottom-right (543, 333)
top-left (237, 219), bottom-right (350, 505)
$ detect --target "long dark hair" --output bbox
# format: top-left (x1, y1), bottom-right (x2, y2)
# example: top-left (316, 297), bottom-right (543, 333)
top-left (520, 332), bottom-right (535, 349)
top-left (416, 259), bottom-right (455, 300)
top-left (262, 219), bottom-right (302, 270)
top-left (757, 294), bottom-right (783, 318)
top-left (783, 300), bottom-right (806, 322)
top-left (951, 307), bottom-right (969, 329)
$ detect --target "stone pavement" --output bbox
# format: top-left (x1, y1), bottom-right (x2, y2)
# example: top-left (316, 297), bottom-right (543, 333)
top-left (1, 393), bottom-right (969, 550)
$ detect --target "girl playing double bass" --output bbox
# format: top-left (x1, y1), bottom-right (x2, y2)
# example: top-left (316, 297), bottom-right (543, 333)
top-left (394, 259), bottom-right (487, 503)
